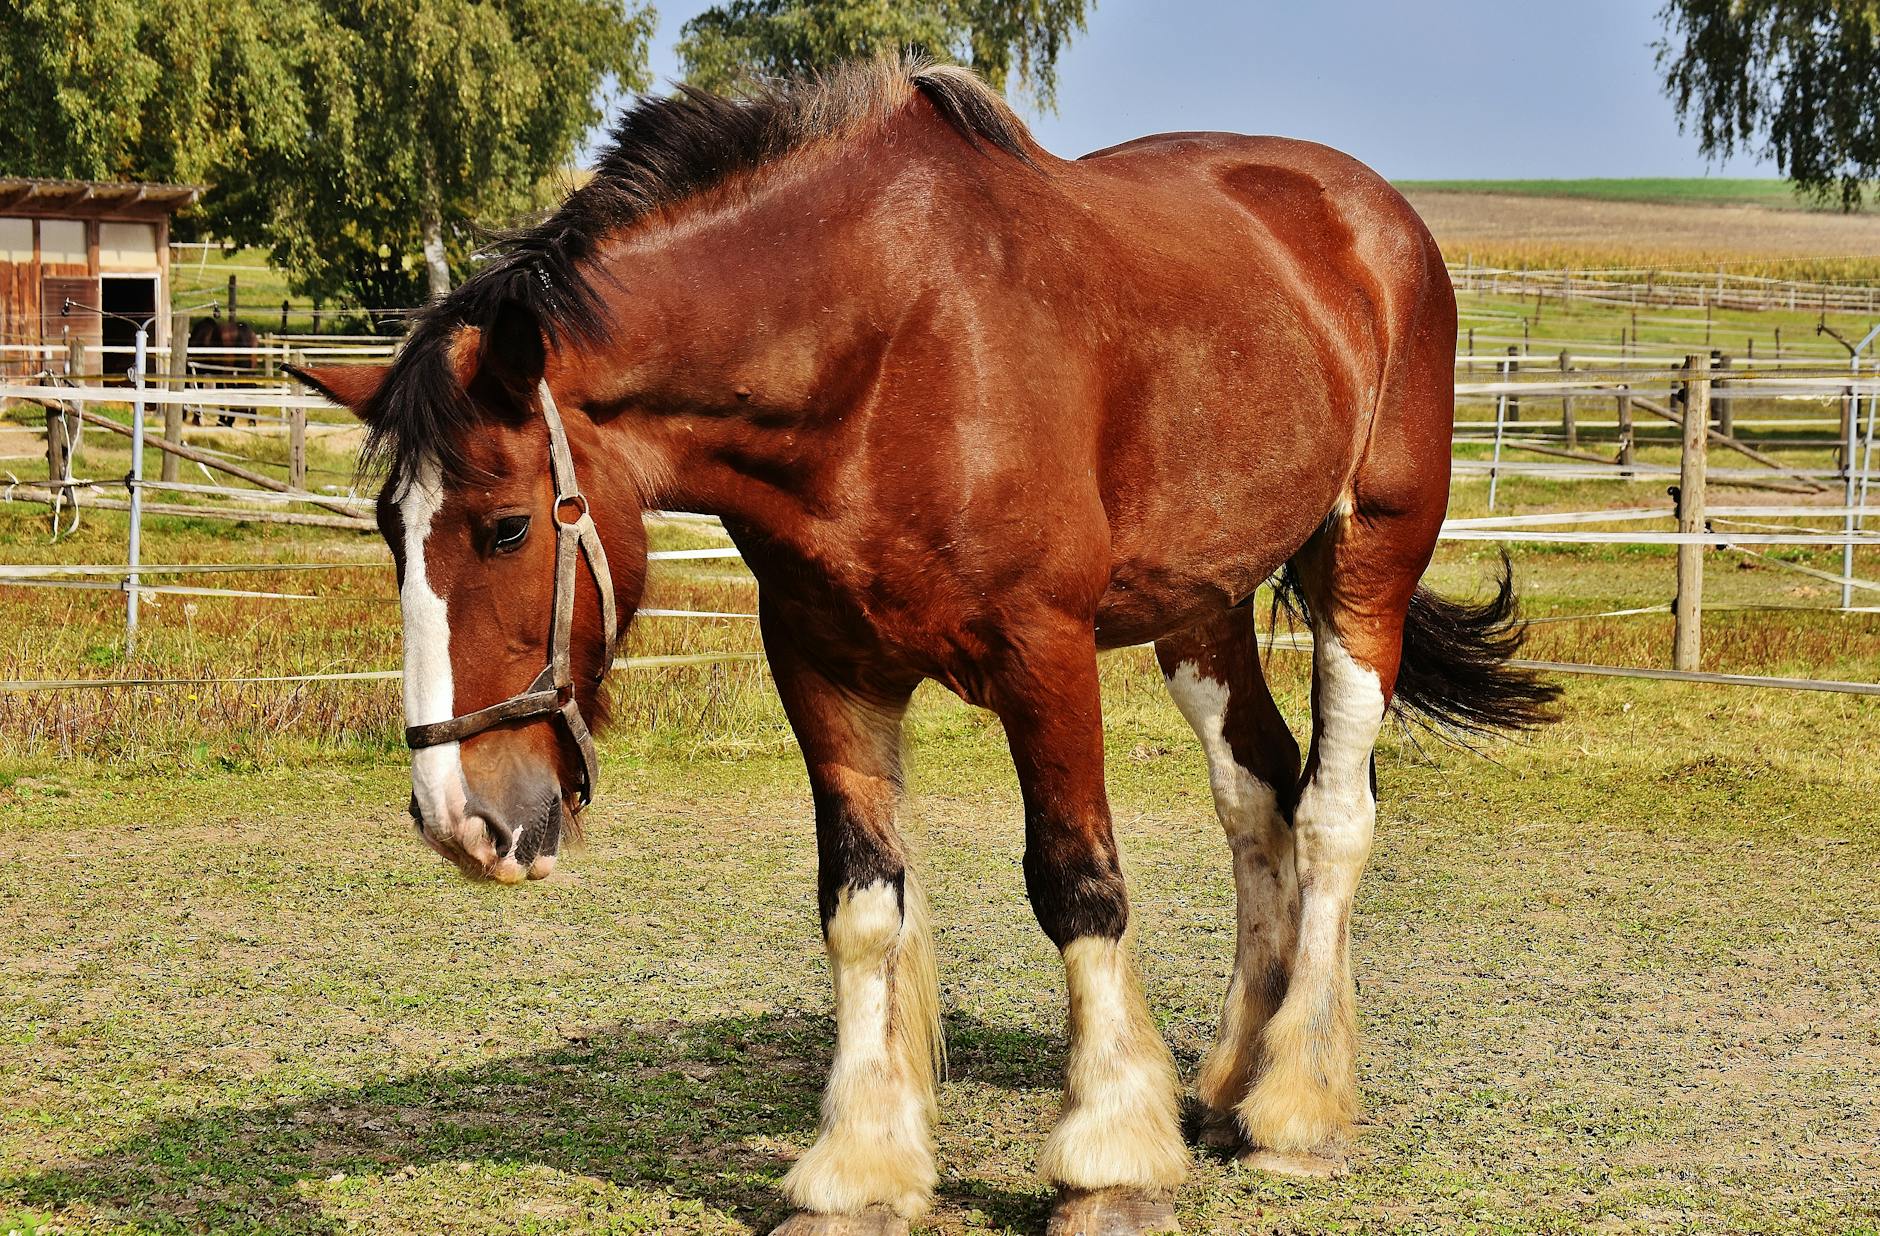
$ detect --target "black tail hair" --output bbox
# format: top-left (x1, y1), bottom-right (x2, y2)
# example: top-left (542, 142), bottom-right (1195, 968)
top-left (1271, 551), bottom-right (1561, 743)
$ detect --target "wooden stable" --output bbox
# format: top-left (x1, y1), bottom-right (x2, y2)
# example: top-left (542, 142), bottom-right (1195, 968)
top-left (0, 178), bottom-right (203, 378)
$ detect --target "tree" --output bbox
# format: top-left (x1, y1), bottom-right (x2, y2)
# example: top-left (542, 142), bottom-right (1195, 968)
top-left (677, 0), bottom-right (1090, 108)
top-left (251, 0), bottom-right (654, 308)
top-left (0, 0), bottom-right (305, 186)
top-left (1656, 0), bottom-right (1880, 208)
top-left (0, 0), bottom-right (653, 313)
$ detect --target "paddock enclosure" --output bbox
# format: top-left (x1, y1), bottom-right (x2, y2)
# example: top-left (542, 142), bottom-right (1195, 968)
top-left (3, 181), bottom-right (1878, 1232)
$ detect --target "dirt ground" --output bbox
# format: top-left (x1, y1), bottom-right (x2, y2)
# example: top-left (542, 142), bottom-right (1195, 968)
top-left (1403, 190), bottom-right (1880, 259)
top-left (3, 670), bottom-right (1876, 1236)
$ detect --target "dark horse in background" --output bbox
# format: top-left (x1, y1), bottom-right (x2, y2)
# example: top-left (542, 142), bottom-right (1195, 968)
top-left (294, 58), bottom-right (1556, 1236)
top-left (185, 313), bottom-right (259, 426)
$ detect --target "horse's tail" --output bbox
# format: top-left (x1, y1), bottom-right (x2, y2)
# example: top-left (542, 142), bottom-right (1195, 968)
top-left (1272, 551), bottom-right (1560, 742)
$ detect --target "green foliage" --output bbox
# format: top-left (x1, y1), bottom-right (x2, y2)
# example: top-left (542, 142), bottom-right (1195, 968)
top-left (677, 0), bottom-right (1089, 107)
top-left (0, 0), bottom-right (306, 185)
top-left (244, 0), bottom-right (655, 312)
top-left (0, 0), bottom-right (654, 313)
top-left (1657, 0), bottom-right (1880, 209)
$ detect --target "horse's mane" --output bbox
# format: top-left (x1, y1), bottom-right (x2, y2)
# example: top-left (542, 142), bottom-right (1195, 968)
top-left (363, 55), bottom-right (1034, 489)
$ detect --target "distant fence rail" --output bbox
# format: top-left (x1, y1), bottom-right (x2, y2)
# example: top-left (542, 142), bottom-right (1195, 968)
top-left (4, 353), bottom-right (1877, 700)
top-left (1451, 261), bottom-right (1880, 316)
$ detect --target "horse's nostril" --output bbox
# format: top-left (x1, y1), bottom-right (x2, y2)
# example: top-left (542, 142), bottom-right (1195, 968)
top-left (483, 816), bottom-right (517, 859)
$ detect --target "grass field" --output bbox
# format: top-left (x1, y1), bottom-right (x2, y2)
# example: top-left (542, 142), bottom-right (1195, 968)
top-left (1395, 178), bottom-right (1858, 211)
top-left (3, 233), bottom-right (1879, 1233)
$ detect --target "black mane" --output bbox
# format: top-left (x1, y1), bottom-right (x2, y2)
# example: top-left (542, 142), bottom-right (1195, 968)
top-left (361, 56), bottom-right (1033, 490)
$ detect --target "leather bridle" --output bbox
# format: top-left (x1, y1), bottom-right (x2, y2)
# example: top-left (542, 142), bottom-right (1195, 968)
top-left (403, 380), bottom-right (618, 807)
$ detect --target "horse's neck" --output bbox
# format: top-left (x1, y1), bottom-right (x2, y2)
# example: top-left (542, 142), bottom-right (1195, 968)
top-left (577, 152), bottom-right (940, 530)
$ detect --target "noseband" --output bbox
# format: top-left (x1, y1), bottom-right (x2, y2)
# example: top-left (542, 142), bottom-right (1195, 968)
top-left (403, 380), bottom-right (618, 807)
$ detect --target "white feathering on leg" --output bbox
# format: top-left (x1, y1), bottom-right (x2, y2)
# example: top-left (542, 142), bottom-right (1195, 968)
top-left (1039, 936), bottom-right (1187, 1192)
top-left (783, 876), bottom-right (941, 1218)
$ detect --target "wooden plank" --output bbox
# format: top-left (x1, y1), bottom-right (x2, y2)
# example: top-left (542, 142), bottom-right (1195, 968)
top-left (2, 487), bottom-right (372, 530)
top-left (24, 397), bottom-right (364, 519)
top-left (1631, 394), bottom-right (1828, 492)
top-left (163, 309), bottom-right (187, 482)
top-left (1674, 356), bottom-right (1710, 673)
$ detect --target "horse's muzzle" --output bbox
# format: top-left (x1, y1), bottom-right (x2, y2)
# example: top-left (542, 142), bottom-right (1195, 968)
top-left (409, 785), bottom-right (564, 884)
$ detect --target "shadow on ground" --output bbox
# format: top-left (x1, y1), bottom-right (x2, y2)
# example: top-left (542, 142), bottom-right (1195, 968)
top-left (9, 1011), bottom-right (1066, 1235)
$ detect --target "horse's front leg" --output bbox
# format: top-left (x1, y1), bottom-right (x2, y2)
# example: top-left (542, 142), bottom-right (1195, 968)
top-left (992, 623), bottom-right (1187, 1235)
top-left (765, 624), bottom-right (940, 1236)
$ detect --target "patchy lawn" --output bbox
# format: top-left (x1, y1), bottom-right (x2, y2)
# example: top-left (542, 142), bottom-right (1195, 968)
top-left (3, 663), bottom-right (1876, 1235)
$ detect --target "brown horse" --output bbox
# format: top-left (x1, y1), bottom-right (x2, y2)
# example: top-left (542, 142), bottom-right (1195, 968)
top-left (186, 313), bottom-right (260, 426)
top-left (293, 57), bottom-right (1555, 1236)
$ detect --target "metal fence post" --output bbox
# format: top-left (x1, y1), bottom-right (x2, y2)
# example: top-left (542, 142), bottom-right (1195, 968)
top-left (290, 407), bottom-right (307, 491)
top-left (1843, 326), bottom-right (1880, 608)
top-left (1489, 353), bottom-right (1511, 511)
top-left (127, 322), bottom-right (148, 655)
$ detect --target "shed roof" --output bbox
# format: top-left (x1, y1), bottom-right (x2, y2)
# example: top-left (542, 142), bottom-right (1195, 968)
top-left (0, 178), bottom-right (204, 216)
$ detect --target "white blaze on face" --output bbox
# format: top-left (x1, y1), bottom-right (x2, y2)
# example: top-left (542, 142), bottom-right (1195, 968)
top-left (398, 456), bottom-right (468, 832)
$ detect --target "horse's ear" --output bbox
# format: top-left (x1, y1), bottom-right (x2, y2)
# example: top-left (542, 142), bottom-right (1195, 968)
top-left (287, 364), bottom-right (390, 421)
top-left (468, 298), bottom-right (547, 405)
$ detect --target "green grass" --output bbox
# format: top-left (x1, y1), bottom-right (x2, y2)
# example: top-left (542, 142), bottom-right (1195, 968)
top-left (1394, 178), bottom-right (1861, 212)
top-left (1, 640), bottom-right (1876, 1234)
top-left (168, 244), bottom-right (381, 335)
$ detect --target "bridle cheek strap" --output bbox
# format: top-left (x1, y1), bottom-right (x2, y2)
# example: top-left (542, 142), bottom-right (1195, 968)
top-left (402, 380), bottom-right (618, 807)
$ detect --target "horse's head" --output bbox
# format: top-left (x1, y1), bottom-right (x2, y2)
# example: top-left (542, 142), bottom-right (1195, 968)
top-left (291, 307), bottom-right (647, 884)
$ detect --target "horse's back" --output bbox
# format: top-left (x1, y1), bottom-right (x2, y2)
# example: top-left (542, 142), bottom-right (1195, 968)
top-left (1044, 134), bottom-right (1454, 643)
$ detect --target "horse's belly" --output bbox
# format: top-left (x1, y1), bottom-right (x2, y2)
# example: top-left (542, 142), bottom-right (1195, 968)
top-left (1092, 451), bottom-right (1350, 648)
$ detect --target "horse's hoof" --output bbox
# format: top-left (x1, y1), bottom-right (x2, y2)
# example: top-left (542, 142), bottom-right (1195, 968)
top-left (1237, 1146), bottom-right (1347, 1178)
top-left (1046, 1187), bottom-right (1180, 1236)
top-left (768, 1208), bottom-right (908, 1236)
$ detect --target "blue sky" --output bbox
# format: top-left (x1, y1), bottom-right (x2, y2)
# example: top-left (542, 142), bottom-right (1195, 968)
top-left (632, 0), bottom-right (1771, 179)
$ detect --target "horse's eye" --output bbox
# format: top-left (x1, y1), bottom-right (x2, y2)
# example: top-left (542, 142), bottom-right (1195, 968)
top-left (492, 515), bottom-right (531, 553)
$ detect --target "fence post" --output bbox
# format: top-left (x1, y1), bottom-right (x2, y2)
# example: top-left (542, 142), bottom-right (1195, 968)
top-left (1845, 382), bottom-right (1861, 610)
top-left (290, 407), bottom-right (307, 491)
top-left (280, 299), bottom-right (290, 332)
top-left (1617, 386), bottom-right (1634, 477)
top-left (1712, 351), bottom-right (1733, 435)
top-left (44, 404), bottom-right (66, 488)
top-left (126, 322), bottom-right (148, 656)
top-left (163, 309), bottom-right (188, 482)
top-left (1673, 354), bottom-right (1711, 672)
top-left (1488, 352), bottom-right (1511, 511)
top-left (1505, 345), bottom-right (1521, 422)
top-left (1558, 348), bottom-right (1575, 448)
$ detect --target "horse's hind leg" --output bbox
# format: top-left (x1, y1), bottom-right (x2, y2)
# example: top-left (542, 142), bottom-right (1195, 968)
top-left (764, 616), bottom-right (940, 1235)
top-left (1154, 610), bottom-right (1301, 1153)
top-left (1235, 500), bottom-right (1434, 1174)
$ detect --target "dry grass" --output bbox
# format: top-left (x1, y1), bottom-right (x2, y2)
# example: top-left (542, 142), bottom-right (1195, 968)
top-left (1404, 190), bottom-right (1880, 278)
